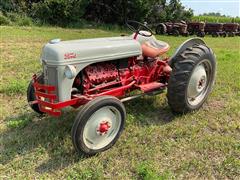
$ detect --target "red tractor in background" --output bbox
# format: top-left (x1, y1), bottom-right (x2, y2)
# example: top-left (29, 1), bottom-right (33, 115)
top-left (156, 21), bottom-right (189, 36)
top-left (187, 22), bottom-right (205, 37)
top-left (204, 23), bottom-right (227, 37)
top-left (223, 23), bottom-right (239, 37)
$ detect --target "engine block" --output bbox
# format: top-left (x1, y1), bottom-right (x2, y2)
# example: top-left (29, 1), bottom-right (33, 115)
top-left (85, 63), bottom-right (118, 85)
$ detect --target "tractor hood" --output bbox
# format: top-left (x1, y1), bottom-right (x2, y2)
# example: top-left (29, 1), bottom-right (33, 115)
top-left (41, 37), bottom-right (142, 66)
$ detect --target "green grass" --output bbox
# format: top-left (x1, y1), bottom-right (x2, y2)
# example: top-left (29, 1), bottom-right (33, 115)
top-left (0, 26), bottom-right (240, 179)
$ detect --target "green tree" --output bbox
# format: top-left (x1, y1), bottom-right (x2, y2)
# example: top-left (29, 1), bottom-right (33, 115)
top-left (166, 0), bottom-right (193, 22)
top-left (31, 0), bottom-right (88, 25)
top-left (0, 0), bottom-right (194, 26)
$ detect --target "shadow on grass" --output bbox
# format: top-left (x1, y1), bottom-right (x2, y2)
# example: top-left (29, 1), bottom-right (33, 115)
top-left (1, 95), bottom-right (176, 174)
top-left (1, 110), bottom-right (88, 173)
top-left (125, 95), bottom-right (176, 126)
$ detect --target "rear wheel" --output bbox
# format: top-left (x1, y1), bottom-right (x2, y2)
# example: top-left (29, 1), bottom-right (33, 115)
top-left (27, 73), bottom-right (44, 114)
top-left (71, 96), bottom-right (126, 155)
top-left (221, 32), bottom-right (227, 38)
top-left (156, 24), bottom-right (167, 35)
top-left (167, 44), bottom-right (216, 113)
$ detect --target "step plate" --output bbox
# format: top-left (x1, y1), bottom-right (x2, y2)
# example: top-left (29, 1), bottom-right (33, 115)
top-left (138, 82), bottom-right (165, 93)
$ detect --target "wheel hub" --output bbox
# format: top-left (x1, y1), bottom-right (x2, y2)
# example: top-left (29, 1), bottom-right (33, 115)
top-left (187, 64), bottom-right (207, 98)
top-left (97, 121), bottom-right (111, 135)
top-left (198, 76), bottom-right (206, 90)
top-left (186, 60), bottom-right (212, 107)
top-left (83, 106), bottom-right (122, 150)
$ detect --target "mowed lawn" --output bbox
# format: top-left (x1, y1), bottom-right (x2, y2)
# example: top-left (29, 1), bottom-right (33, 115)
top-left (0, 26), bottom-right (239, 179)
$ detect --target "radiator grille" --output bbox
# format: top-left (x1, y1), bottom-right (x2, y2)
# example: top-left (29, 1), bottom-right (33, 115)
top-left (44, 65), bottom-right (59, 99)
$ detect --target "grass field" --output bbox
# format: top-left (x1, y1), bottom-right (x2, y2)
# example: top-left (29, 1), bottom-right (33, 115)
top-left (0, 26), bottom-right (240, 179)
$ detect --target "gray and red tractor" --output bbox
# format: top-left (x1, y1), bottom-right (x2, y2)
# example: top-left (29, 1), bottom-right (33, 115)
top-left (27, 20), bottom-right (216, 155)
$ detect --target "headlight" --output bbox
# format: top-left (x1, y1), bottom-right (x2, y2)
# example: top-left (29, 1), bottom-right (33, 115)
top-left (64, 65), bottom-right (77, 79)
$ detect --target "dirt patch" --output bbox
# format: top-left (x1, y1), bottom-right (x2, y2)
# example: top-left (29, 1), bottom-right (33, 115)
top-left (203, 99), bottom-right (226, 111)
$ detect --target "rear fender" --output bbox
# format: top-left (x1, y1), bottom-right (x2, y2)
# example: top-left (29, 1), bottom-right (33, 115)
top-left (169, 38), bottom-right (206, 66)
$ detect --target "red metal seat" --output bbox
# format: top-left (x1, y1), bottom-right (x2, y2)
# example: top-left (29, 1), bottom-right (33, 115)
top-left (142, 39), bottom-right (170, 58)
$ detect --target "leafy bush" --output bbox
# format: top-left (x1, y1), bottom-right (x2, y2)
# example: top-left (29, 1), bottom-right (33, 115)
top-left (5, 12), bottom-right (20, 22)
top-left (0, 0), bottom-right (15, 12)
top-left (16, 15), bottom-right (32, 26)
top-left (31, 0), bottom-right (88, 26)
top-left (84, 0), bottom-right (193, 25)
top-left (3, 12), bottom-right (32, 26)
top-left (0, 13), bottom-right (11, 25)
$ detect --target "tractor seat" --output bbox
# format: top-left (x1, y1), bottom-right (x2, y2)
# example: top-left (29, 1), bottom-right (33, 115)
top-left (141, 38), bottom-right (170, 58)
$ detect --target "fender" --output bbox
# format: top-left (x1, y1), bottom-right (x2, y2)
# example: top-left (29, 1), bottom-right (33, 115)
top-left (168, 38), bottom-right (206, 66)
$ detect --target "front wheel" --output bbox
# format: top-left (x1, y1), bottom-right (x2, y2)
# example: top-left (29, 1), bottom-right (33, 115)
top-left (197, 31), bottom-right (205, 37)
top-left (71, 96), bottom-right (126, 155)
top-left (27, 73), bottom-right (44, 114)
top-left (167, 44), bottom-right (216, 113)
top-left (220, 32), bottom-right (227, 38)
top-left (172, 29), bottom-right (180, 36)
top-left (212, 32), bottom-right (219, 37)
top-left (183, 32), bottom-right (189, 37)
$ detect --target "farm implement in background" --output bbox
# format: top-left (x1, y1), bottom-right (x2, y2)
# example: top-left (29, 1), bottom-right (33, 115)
top-left (155, 22), bottom-right (240, 37)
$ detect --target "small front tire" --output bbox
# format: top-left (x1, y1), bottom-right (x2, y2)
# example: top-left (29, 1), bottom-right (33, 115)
top-left (173, 29), bottom-right (180, 36)
top-left (212, 32), bottom-right (219, 37)
top-left (71, 96), bottom-right (126, 155)
top-left (27, 73), bottom-right (44, 114)
top-left (197, 31), bottom-right (205, 37)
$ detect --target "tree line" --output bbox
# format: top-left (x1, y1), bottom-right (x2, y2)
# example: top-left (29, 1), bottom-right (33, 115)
top-left (0, 0), bottom-right (193, 26)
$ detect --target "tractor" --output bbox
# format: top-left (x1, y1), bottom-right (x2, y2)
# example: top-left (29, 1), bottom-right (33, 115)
top-left (27, 20), bottom-right (216, 155)
top-left (223, 23), bottom-right (239, 37)
top-left (156, 21), bottom-right (189, 36)
top-left (204, 23), bottom-right (226, 37)
top-left (187, 22), bottom-right (206, 37)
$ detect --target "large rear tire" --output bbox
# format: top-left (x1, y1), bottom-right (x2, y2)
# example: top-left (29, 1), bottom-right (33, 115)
top-left (155, 24), bottom-right (167, 35)
top-left (27, 73), bottom-right (44, 114)
top-left (71, 96), bottom-right (126, 155)
top-left (167, 44), bottom-right (216, 113)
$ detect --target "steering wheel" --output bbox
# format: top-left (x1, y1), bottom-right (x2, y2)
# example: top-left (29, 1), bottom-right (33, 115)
top-left (126, 20), bottom-right (153, 37)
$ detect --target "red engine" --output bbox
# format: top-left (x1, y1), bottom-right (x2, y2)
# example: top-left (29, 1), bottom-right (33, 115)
top-left (85, 63), bottom-right (119, 84)
top-left (73, 57), bottom-right (171, 96)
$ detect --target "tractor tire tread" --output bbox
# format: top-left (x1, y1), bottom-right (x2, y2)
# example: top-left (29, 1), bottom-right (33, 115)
top-left (167, 44), bottom-right (216, 113)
